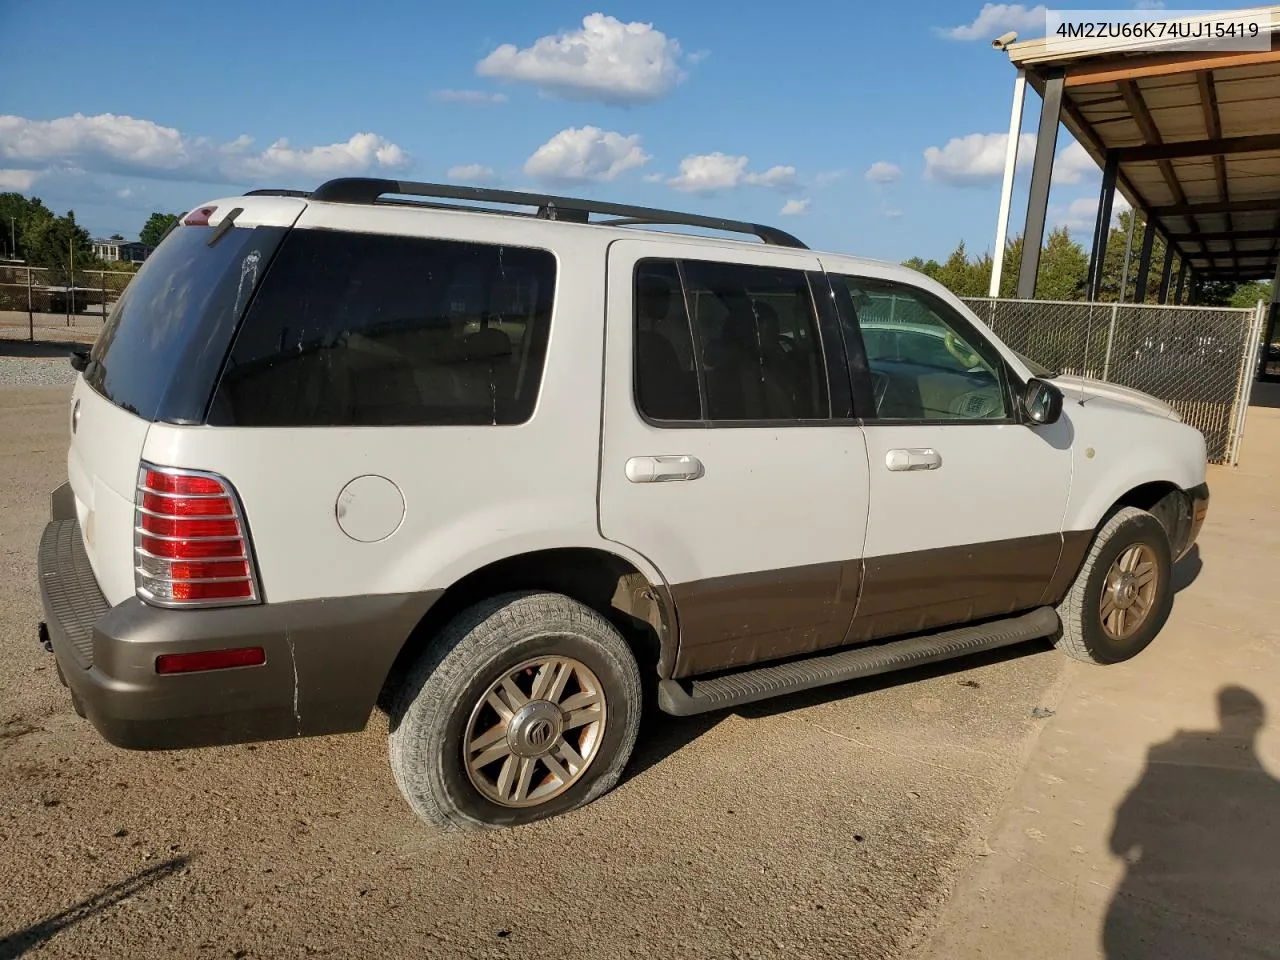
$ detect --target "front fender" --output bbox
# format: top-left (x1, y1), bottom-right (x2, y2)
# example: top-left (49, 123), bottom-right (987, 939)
top-left (1062, 399), bottom-right (1208, 533)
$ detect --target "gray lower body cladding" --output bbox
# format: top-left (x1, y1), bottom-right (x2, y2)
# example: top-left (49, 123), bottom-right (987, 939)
top-left (657, 606), bottom-right (1061, 716)
top-left (37, 513), bottom-right (439, 751)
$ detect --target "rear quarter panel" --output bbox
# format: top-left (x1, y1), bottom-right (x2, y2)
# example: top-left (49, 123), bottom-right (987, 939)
top-left (141, 215), bottom-right (626, 604)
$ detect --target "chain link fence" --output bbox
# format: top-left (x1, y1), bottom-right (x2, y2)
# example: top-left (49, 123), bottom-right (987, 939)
top-left (960, 296), bottom-right (1266, 465)
top-left (0, 264), bottom-right (133, 346)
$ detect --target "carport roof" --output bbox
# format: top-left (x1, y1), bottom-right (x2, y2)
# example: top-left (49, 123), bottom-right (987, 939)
top-left (1003, 6), bottom-right (1280, 283)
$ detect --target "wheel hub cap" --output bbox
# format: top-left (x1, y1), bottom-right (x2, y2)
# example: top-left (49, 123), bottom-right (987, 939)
top-left (1100, 543), bottom-right (1159, 642)
top-left (508, 700), bottom-right (565, 758)
top-left (462, 655), bottom-right (607, 808)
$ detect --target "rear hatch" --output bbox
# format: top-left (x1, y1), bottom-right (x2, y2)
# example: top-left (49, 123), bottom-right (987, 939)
top-left (68, 197), bottom-right (304, 604)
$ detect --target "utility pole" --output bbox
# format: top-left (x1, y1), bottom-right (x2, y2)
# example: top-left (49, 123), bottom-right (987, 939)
top-left (68, 237), bottom-right (75, 325)
top-left (9, 217), bottom-right (15, 259)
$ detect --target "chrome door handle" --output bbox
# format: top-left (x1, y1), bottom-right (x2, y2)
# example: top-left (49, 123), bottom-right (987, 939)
top-left (886, 448), bottom-right (941, 471)
top-left (625, 455), bottom-right (704, 483)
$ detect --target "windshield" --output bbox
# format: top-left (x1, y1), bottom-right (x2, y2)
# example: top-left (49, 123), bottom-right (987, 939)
top-left (85, 222), bottom-right (286, 422)
top-left (1013, 349), bottom-right (1058, 379)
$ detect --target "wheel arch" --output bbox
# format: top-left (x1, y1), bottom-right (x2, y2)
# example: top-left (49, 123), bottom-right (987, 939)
top-left (1081, 479), bottom-right (1196, 560)
top-left (377, 546), bottom-right (678, 710)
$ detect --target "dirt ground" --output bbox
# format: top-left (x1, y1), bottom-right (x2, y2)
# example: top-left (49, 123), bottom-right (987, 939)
top-left (0, 379), bottom-right (1069, 960)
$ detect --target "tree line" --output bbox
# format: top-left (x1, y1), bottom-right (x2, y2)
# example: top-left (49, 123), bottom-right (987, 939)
top-left (906, 211), bottom-right (1271, 310)
top-left (0, 192), bottom-right (180, 280)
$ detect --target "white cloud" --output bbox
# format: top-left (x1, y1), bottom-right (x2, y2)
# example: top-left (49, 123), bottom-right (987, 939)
top-left (814, 169), bottom-right (846, 187)
top-left (939, 4), bottom-right (1046, 41)
top-left (477, 13), bottom-right (691, 105)
top-left (744, 164), bottom-right (798, 191)
top-left (923, 132), bottom-right (1035, 185)
top-left (666, 153), bottom-right (800, 195)
top-left (116, 186), bottom-right (132, 198)
top-left (922, 131), bottom-right (1101, 188)
top-left (226, 132), bottom-right (409, 180)
top-left (0, 168), bottom-right (41, 190)
top-left (865, 161), bottom-right (902, 184)
top-left (1053, 140), bottom-right (1097, 184)
top-left (0, 112), bottom-right (410, 186)
top-left (780, 198), bottom-right (810, 216)
top-left (447, 163), bottom-right (498, 183)
top-left (883, 207), bottom-right (905, 220)
top-left (430, 89), bottom-right (509, 105)
top-left (667, 153), bottom-right (749, 193)
top-left (524, 126), bottom-right (649, 183)
top-left (1055, 194), bottom-right (1131, 234)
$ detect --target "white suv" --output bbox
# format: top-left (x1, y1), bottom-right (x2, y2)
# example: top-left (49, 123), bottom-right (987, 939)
top-left (36, 178), bottom-right (1209, 830)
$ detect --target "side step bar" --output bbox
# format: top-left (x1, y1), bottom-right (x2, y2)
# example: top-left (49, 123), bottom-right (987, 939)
top-left (657, 606), bottom-right (1060, 716)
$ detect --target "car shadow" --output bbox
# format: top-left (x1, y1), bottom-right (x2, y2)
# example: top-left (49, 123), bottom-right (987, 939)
top-left (623, 639), bottom-right (1056, 784)
top-left (0, 340), bottom-right (84, 359)
top-left (0, 857), bottom-right (189, 959)
top-left (1102, 685), bottom-right (1280, 958)
top-left (1173, 545), bottom-right (1202, 593)
top-left (1248, 379), bottom-right (1280, 408)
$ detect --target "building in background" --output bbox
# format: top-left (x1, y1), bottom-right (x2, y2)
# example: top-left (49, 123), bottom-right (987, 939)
top-left (91, 238), bottom-right (152, 264)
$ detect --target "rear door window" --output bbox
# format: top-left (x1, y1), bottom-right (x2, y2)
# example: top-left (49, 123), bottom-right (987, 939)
top-left (85, 223), bottom-right (286, 422)
top-left (208, 230), bottom-right (557, 427)
top-left (632, 257), bottom-right (830, 424)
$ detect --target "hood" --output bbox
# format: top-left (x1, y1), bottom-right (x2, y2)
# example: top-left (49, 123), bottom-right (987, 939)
top-left (1051, 374), bottom-right (1181, 421)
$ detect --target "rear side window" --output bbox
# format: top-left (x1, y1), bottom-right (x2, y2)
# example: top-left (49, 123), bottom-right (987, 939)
top-left (85, 223), bottom-right (285, 423)
top-left (633, 258), bottom-right (829, 424)
top-left (208, 230), bottom-right (556, 427)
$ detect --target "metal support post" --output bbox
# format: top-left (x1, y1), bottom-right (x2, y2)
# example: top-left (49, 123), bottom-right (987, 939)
top-left (1157, 242), bottom-right (1175, 303)
top-left (1087, 150), bottom-right (1119, 301)
top-left (990, 69), bottom-right (1027, 297)
top-left (1017, 70), bottom-right (1065, 300)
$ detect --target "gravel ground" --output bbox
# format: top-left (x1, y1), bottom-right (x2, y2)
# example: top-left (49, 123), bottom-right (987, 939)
top-left (0, 356), bottom-right (79, 388)
top-left (0, 381), bottom-right (1069, 960)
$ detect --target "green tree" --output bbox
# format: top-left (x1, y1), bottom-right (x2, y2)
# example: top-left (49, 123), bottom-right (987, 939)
top-left (902, 256), bottom-right (942, 281)
top-left (1230, 281), bottom-right (1272, 308)
top-left (934, 241), bottom-right (973, 296)
top-left (139, 212), bottom-right (180, 249)
top-left (999, 234), bottom-right (1023, 298)
top-left (21, 209), bottom-right (92, 281)
top-left (1195, 279), bottom-right (1240, 306)
top-left (0, 192), bottom-right (54, 261)
top-left (1036, 226), bottom-right (1089, 300)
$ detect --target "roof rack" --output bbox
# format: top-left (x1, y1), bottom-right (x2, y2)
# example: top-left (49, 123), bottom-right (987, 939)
top-left (306, 177), bottom-right (808, 249)
top-left (244, 188), bottom-right (313, 198)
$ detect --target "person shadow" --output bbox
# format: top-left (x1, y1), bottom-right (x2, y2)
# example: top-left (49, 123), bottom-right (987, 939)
top-left (1103, 686), bottom-right (1280, 959)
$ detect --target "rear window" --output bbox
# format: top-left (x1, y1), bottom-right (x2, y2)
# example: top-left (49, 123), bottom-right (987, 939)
top-left (207, 230), bottom-right (556, 427)
top-left (85, 223), bottom-right (286, 422)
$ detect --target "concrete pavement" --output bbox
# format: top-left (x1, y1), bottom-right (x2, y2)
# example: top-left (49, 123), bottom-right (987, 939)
top-left (916, 382), bottom-right (1280, 960)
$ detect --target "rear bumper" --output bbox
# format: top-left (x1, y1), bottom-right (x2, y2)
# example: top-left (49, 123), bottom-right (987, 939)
top-left (37, 484), bottom-right (439, 750)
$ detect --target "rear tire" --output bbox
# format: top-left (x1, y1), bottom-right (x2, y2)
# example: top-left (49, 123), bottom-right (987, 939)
top-left (1054, 506), bottom-right (1174, 665)
top-left (387, 591), bottom-right (642, 831)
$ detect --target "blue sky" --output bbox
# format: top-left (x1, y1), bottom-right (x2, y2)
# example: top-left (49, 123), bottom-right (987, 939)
top-left (2, 0), bottom-right (1154, 261)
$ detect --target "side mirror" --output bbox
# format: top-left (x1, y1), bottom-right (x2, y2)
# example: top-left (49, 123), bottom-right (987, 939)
top-left (1023, 377), bottom-right (1063, 425)
top-left (69, 349), bottom-right (90, 373)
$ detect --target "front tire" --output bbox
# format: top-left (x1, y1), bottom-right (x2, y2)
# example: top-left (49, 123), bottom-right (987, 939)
top-left (388, 591), bottom-right (643, 831)
top-left (1054, 506), bottom-right (1174, 665)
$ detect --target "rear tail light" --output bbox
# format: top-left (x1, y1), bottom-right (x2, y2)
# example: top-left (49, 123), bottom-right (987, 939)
top-left (135, 463), bottom-right (261, 607)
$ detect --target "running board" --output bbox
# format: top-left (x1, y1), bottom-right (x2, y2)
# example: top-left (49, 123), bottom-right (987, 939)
top-left (657, 606), bottom-right (1060, 716)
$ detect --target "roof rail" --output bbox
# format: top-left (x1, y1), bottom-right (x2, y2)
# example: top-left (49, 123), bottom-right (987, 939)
top-left (307, 177), bottom-right (808, 249)
top-left (244, 188), bottom-right (312, 198)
